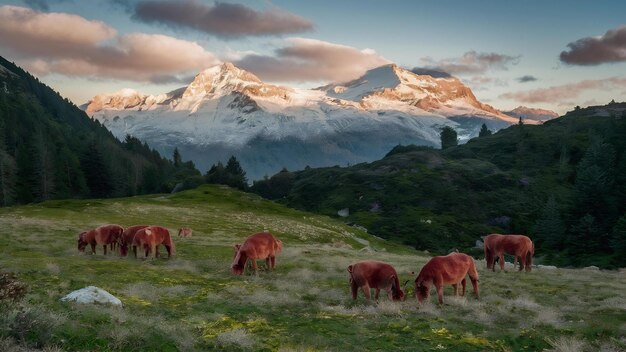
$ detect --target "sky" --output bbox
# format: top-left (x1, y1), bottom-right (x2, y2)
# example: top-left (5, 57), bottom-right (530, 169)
top-left (0, 0), bottom-right (625, 114)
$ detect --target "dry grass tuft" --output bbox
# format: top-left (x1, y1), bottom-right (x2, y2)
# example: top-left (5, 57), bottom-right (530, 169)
top-left (215, 328), bottom-right (255, 349)
top-left (546, 336), bottom-right (589, 352)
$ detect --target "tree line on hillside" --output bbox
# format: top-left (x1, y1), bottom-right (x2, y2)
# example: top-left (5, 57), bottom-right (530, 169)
top-left (248, 106), bottom-right (626, 268)
top-left (0, 57), bottom-right (200, 206)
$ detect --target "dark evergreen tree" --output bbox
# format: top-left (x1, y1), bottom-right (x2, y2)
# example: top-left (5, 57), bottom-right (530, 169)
top-left (610, 214), bottom-right (626, 266)
top-left (80, 142), bottom-right (113, 198)
top-left (440, 126), bottom-right (458, 149)
top-left (478, 123), bottom-right (492, 137)
top-left (173, 147), bottom-right (182, 167)
top-left (225, 156), bottom-right (247, 190)
top-left (533, 195), bottom-right (565, 250)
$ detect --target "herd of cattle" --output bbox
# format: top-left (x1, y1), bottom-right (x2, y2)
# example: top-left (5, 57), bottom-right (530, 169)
top-left (77, 224), bottom-right (534, 304)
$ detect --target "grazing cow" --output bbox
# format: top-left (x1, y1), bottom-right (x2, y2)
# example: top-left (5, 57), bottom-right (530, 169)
top-left (347, 261), bottom-right (405, 301)
top-left (231, 232), bottom-right (282, 275)
top-left (178, 227), bottom-right (193, 237)
top-left (119, 225), bottom-right (149, 257)
top-left (132, 226), bottom-right (176, 259)
top-left (415, 252), bottom-right (479, 305)
top-left (77, 224), bottom-right (124, 255)
top-left (484, 234), bottom-right (534, 272)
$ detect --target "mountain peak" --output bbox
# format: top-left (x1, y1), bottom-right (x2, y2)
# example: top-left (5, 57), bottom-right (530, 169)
top-left (182, 62), bottom-right (264, 99)
top-left (504, 106), bottom-right (559, 121)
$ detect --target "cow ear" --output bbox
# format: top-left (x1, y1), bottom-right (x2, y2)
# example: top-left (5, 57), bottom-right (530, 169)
top-left (234, 244), bottom-right (241, 251)
top-left (347, 265), bottom-right (353, 273)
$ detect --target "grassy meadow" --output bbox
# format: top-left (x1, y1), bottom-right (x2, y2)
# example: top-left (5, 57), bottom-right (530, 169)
top-left (0, 185), bottom-right (624, 351)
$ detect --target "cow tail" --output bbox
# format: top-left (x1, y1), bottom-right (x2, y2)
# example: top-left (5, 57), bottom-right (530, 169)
top-left (469, 258), bottom-right (479, 281)
top-left (167, 229), bottom-right (176, 256)
top-left (526, 241), bottom-right (534, 271)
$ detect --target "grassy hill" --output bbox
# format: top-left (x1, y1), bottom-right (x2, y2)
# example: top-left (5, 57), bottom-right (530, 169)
top-left (1, 185), bottom-right (624, 351)
top-left (251, 103), bottom-right (626, 268)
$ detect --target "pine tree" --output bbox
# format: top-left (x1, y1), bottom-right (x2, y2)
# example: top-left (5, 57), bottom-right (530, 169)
top-left (478, 123), bottom-right (492, 137)
top-left (440, 126), bottom-right (458, 149)
top-left (173, 148), bottom-right (182, 167)
top-left (533, 196), bottom-right (565, 250)
top-left (610, 214), bottom-right (626, 265)
top-left (225, 156), bottom-right (247, 190)
top-left (80, 141), bottom-right (113, 198)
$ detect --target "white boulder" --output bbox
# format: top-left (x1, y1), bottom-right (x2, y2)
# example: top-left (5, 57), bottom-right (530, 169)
top-left (61, 286), bottom-right (122, 306)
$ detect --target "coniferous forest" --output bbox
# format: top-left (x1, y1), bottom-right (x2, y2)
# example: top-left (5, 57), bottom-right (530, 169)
top-left (0, 57), bottom-right (200, 206)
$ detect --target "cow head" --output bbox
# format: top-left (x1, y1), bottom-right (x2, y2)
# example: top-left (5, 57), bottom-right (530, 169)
top-left (231, 244), bottom-right (245, 275)
top-left (77, 232), bottom-right (88, 252)
top-left (415, 279), bottom-right (430, 302)
top-left (392, 287), bottom-right (406, 301)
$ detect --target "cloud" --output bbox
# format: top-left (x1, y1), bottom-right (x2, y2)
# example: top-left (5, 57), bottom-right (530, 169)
top-left (0, 5), bottom-right (219, 82)
top-left (234, 38), bottom-right (390, 83)
top-left (560, 25), bottom-right (626, 65)
top-left (420, 50), bottom-right (520, 75)
top-left (132, 0), bottom-right (313, 39)
top-left (22, 0), bottom-right (71, 11)
top-left (410, 67), bottom-right (451, 78)
top-left (499, 77), bottom-right (626, 103)
top-left (517, 75), bottom-right (538, 83)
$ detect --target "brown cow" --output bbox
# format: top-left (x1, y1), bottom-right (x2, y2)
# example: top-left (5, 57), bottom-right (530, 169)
top-left (484, 234), bottom-right (534, 272)
top-left (132, 226), bottom-right (176, 259)
top-left (119, 225), bottom-right (149, 257)
top-left (415, 252), bottom-right (479, 305)
top-left (178, 227), bottom-right (193, 237)
top-left (231, 232), bottom-right (282, 275)
top-left (77, 224), bottom-right (124, 255)
top-left (347, 261), bottom-right (405, 301)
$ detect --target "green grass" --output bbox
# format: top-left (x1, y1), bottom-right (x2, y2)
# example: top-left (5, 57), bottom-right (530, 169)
top-left (0, 185), bottom-right (625, 351)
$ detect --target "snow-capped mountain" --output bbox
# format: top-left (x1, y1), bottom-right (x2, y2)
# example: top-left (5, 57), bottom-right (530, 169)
top-left (503, 106), bottom-right (559, 122)
top-left (84, 63), bottom-right (523, 180)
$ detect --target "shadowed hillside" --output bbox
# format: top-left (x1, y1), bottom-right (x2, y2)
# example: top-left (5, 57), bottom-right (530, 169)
top-left (251, 103), bottom-right (626, 268)
top-left (0, 57), bottom-right (200, 206)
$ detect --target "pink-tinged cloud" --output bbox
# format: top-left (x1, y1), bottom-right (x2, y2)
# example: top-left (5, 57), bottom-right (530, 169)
top-left (0, 6), bottom-right (219, 82)
top-left (235, 38), bottom-right (391, 83)
top-left (560, 25), bottom-right (626, 65)
top-left (133, 0), bottom-right (314, 39)
top-left (0, 5), bottom-right (116, 57)
top-left (499, 77), bottom-right (626, 103)
top-left (420, 51), bottom-right (520, 75)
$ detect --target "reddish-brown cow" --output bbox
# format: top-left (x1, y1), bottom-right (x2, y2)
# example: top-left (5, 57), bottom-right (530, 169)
top-left (415, 252), bottom-right (479, 305)
top-left (231, 232), bottom-right (282, 275)
top-left (347, 261), bottom-right (405, 301)
top-left (119, 225), bottom-right (149, 257)
top-left (77, 224), bottom-right (124, 255)
top-left (178, 227), bottom-right (193, 237)
top-left (484, 234), bottom-right (534, 272)
top-left (132, 226), bottom-right (176, 259)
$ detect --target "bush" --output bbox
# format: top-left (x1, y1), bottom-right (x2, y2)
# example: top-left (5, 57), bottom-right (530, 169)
top-left (0, 272), bottom-right (27, 302)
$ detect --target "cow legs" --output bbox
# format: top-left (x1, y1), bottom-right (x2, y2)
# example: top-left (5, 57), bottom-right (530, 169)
top-left (361, 284), bottom-right (371, 300)
top-left (436, 284), bottom-right (445, 305)
top-left (251, 259), bottom-right (259, 275)
top-left (461, 278), bottom-right (467, 296)
top-left (270, 256), bottom-right (276, 269)
top-left (90, 243), bottom-right (96, 255)
top-left (499, 254), bottom-right (505, 272)
top-left (265, 257), bottom-right (271, 270)
top-left (518, 255), bottom-right (526, 272)
top-left (103, 244), bottom-right (107, 255)
top-left (351, 282), bottom-right (359, 300)
top-left (374, 288), bottom-right (381, 300)
top-left (452, 284), bottom-right (459, 296)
